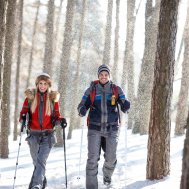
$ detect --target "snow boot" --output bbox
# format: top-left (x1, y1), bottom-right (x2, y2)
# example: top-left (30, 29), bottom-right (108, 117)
top-left (103, 177), bottom-right (111, 186)
top-left (42, 176), bottom-right (47, 189)
top-left (31, 185), bottom-right (41, 189)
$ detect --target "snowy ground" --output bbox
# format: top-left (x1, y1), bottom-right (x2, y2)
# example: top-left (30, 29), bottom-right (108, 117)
top-left (0, 124), bottom-right (185, 189)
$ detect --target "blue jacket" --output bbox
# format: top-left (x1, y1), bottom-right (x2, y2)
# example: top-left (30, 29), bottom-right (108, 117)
top-left (78, 81), bottom-right (130, 131)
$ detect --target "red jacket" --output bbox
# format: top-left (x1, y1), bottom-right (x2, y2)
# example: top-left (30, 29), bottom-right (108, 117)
top-left (20, 91), bottom-right (61, 130)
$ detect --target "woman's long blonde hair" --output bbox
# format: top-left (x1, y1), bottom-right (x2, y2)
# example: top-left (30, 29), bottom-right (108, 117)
top-left (31, 88), bottom-right (51, 116)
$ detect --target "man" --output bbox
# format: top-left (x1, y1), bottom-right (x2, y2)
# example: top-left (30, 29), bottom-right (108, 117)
top-left (78, 64), bottom-right (130, 189)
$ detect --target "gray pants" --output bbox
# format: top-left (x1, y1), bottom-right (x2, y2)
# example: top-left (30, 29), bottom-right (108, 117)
top-left (26, 133), bottom-right (56, 188)
top-left (86, 129), bottom-right (119, 189)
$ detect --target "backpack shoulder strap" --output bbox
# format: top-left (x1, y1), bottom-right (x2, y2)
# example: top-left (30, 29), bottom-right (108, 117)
top-left (50, 100), bottom-right (55, 114)
top-left (111, 82), bottom-right (121, 123)
top-left (27, 99), bottom-right (32, 109)
top-left (89, 80), bottom-right (99, 105)
top-left (111, 83), bottom-right (119, 100)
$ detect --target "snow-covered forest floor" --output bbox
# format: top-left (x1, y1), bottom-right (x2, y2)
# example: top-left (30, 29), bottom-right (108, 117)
top-left (0, 123), bottom-right (184, 189)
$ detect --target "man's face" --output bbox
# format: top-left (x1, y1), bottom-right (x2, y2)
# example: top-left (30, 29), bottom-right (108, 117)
top-left (98, 71), bottom-right (110, 84)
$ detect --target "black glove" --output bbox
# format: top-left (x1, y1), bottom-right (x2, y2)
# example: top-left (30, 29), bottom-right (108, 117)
top-left (20, 114), bottom-right (26, 132)
top-left (20, 114), bottom-right (26, 124)
top-left (79, 106), bottom-right (87, 117)
top-left (60, 118), bottom-right (67, 128)
top-left (120, 100), bottom-right (130, 113)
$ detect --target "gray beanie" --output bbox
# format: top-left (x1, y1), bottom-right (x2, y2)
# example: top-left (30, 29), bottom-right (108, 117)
top-left (98, 64), bottom-right (110, 76)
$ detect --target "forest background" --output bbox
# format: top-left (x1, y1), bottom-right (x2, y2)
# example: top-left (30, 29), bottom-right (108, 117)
top-left (1, 0), bottom-right (189, 188)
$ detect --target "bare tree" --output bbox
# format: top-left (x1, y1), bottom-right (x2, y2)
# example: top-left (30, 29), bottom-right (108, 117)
top-left (0, 0), bottom-right (7, 153)
top-left (56, 0), bottom-right (75, 146)
top-left (67, 0), bottom-right (87, 139)
top-left (0, 0), bottom-right (7, 99)
top-left (133, 0), bottom-right (160, 134)
top-left (13, 0), bottom-right (24, 141)
top-left (43, 0), bottom-right (55, 75)
top-left (51, 0), bottom-right (63, 80)
top-left (112, 0), bottom-right (120, 83)
top-left (146, 0), bottom-right (180, 179)
top-left (0, 0), bottom-right (16, 158)
top-left (53, 0), bottom-right (63, 53)
top-left (121, 0), bottom-right (136, 129)
top-left (102, 0), bottom-right (113, 66)
top-left (180, 109), bottom-right (189, 188)
top-left (175, 4), bottom-right (189, 136)
top-left (58, 0), bottom-right (75, 114)
top-left (26, 0), bottom-right (40, 88)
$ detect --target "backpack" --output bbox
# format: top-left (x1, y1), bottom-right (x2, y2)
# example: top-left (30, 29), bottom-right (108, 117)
top-left (89, 80), bottom-right (119, 106)
top-left (87, 80), bottom-right (120, 125)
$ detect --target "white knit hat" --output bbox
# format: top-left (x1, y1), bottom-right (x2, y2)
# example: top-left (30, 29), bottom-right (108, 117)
top-left (35, 73), bottom-right (52, 87)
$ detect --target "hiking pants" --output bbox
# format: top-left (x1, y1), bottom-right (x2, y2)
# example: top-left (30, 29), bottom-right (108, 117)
top-left (86, 129), bottom-right (119, 189)
top-left (26, 132), bottom-right (56, 188)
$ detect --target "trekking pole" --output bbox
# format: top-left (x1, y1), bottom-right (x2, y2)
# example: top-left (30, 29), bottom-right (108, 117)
top-left (62, 127), bottom-right (67, 188)
top-left (77, 123), bottom-right (84, 180)
top-left (13, 114), bottom-right (26, 189)
top-left (124, 112), bottom-right (128, 187)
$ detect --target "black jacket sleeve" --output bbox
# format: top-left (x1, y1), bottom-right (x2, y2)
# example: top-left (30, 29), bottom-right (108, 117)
top-left (117, 86), bottom-right (130, 113)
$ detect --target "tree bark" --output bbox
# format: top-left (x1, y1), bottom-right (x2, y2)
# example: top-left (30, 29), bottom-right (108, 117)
top-left (13, 0), bottom-right (24, 141)
top-left (56, 0), bottom-right (75, 146)
top-left (26, 0), bottom-right (40, 88)
top-left (180, 109), bottom-right (189, 188)
top-left (146, 0), bottom-right (180, 179)
top-left (102, 0), bottom-right (113, 66)
top-left (133, 0), bottom-right (160, 134)
top-left (175, 4), bottom-right (189, 136)
top-left (121, 0), bottom-right (136, 129)
top-left (43, 0), bottom-right (55, 75)
top-left (112, 0), bottom-right (120, 83)
top-left (0, 0), bottom-right (7, 151)
top-left (0, 0), bottom-right (16, 158)
top-left (67, 0), bottom-right (87, 139)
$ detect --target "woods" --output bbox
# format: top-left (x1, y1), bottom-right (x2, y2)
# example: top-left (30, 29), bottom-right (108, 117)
top-left (0, 0), bottom-right (189, 187)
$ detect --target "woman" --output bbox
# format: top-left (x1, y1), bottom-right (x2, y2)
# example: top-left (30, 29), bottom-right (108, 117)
top-left (77, 64), bottom-right (130, 189)
top-left (20, 73), bottom-right (67, 189)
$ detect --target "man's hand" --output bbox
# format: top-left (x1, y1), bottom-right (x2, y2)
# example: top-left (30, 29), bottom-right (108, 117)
top-left (79, 106), bottom-right (87, 117)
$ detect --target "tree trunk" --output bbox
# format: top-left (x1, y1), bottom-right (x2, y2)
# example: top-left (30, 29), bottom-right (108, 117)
top-left (13, 0), bottom-right (24, 141)
top-left (58, 0), bottom-right (75, 114)
top-left (56, 0), bottom-right (75, 146)
top-left (0, 0), bottom-right (16, 158)
top-left (67, 0), bottom-right (87, 140)
top-left (0, 0), bottom-right (7, 99)
top-left (180, 109), bottom-right (189, 188)
top-left (0, 0), bottom-right (7, 151)
top-left (133, 0), bottom-right (160, 134)
top-left (102, 0), bottom-right (113, 66)
top-left (121, 0), bottom-right (136, 129)
top-left (112, 0), bottom-right (120, 83)
top-left (175, 5), bottom-right (189, 136)
top-left (146, 0), bottom-right (180, 179)
top-left (52, 0), bottom-right (64, 146)
top-left (26, 0), bottom-right (40, 88)
top-left (43, 0), bottom-right (55, 75)
top-left (53, 0), bottom-right (63, 53)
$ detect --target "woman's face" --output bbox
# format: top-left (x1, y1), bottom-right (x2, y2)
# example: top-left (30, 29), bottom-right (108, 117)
top-left (98, 71), bottom-right (110, 84)
top-left (38, 80), bottom-right (49, 93)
